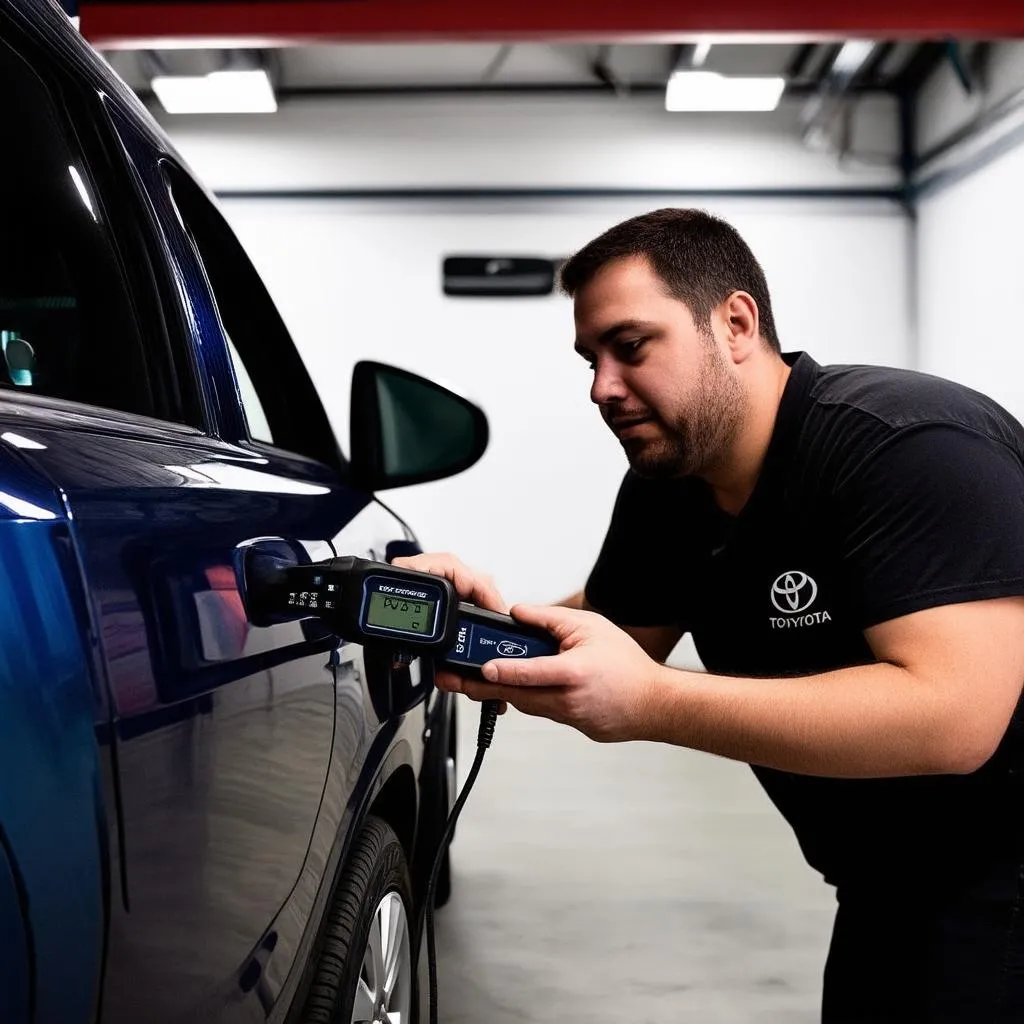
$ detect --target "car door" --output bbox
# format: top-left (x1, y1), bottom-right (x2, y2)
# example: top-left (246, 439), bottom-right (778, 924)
top-left (89, 152), bottom-right (416, 1023)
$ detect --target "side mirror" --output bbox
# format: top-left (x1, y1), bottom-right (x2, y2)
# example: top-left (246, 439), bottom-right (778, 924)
top-left (349, 361), bottom-right (489, 492)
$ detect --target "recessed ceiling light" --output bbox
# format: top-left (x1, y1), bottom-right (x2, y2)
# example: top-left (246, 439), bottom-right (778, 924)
top-left (151, 68), bottom-right (277, 114)
top-left (666, 71), bottom-right (785, 113)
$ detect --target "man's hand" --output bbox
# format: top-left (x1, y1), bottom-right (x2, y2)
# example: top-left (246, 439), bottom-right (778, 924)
top-left (391, 551), bottom-right (511, 714)
top-left (435, 604), bottom-right (663, 743)
top-left (391, 551), bottom-right (508, 613)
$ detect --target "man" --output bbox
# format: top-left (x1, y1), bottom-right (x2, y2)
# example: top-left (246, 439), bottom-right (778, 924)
top-left (396, 208), bottom-right (1024, 1022)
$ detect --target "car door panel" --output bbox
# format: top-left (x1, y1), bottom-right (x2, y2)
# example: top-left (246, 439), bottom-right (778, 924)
top-left (89, 115), bottom-right (426, 1020)
top-left (2, 414), bottom-right (384, 1024)
top-left (254, 499), bottom-right (426, 1007)
top-left (0, 445), bottom-right (107, 1024)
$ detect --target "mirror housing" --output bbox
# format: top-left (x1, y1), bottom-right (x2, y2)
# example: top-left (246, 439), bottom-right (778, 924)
top-left (348, 361), bottom-right (488, 492)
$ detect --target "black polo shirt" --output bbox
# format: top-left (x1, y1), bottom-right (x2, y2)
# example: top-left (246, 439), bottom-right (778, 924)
top-left (586, 352), bottom-right (1024, 887)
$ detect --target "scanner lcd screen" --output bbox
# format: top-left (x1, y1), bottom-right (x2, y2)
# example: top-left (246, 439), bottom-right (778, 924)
top-left (366, 592), bottom-right (436, 635)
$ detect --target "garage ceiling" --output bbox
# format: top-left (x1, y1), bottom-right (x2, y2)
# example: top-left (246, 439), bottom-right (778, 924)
top-left (83, 1), bottom-right (1009, 109)
top-left (102, 40), bottom-right (959, 102)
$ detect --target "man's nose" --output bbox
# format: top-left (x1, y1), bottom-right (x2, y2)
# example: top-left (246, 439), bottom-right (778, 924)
top-left (590, 359), bottom-right (628, 405)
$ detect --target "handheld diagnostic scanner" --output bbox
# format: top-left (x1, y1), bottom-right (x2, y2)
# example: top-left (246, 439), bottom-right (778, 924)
top-left (249, 555), bottom-right (557, 677)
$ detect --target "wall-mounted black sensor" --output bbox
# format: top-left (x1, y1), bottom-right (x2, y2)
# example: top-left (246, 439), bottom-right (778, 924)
top-left (442, 256), bottom-right (559, 297)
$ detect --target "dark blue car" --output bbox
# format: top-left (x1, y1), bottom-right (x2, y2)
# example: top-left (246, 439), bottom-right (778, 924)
top-left (0, 3), bottom-right (484, 1021)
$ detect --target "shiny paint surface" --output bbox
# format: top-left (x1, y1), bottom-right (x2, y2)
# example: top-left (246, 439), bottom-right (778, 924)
top-left (0, 4), bottom-right (448, 1023)
top-left (0, 834), bottom-right (31, 1024)
top-left (0, 409), bottom-right (417, 1024)
top-left (0, 484), bottom-right (106, 1024)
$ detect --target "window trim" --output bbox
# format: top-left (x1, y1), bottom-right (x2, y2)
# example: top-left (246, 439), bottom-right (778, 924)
top-left (93, 100), bottom-right (210, 430)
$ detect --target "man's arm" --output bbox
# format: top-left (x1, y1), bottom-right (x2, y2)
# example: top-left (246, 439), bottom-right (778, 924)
top-left (640, 598), bottom-right (1024, 777)
top-left (442, 597), bottom-right (1024, 779)
top-left (558, 589), bottom-right (683, 664)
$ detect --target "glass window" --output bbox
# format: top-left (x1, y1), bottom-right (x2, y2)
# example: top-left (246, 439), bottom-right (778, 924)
top-left (225, 335), bottom-right (274, 444)
top-left (0, 35), bottom-right (162, 418)
top-left (164, 164), bottom-right (343, 471)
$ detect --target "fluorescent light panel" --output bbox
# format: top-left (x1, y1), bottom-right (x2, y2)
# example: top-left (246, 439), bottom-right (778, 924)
top-left (666, 71), bottom-right (785, 112)
top-left (152, 68), bottom-right (277, 114)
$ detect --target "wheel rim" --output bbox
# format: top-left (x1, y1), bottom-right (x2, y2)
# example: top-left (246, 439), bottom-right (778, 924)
top-left (350, 891), bottom-right (412, 1024)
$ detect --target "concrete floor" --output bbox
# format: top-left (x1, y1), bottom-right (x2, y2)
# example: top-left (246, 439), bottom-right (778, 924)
top-left (427, 694), bottom-right (838, 1023)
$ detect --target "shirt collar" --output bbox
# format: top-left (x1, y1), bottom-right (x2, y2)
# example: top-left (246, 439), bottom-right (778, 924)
top-left (771, 351), bottom-right (820, 455)
top-left (742, 351), bottom-right (821, 513)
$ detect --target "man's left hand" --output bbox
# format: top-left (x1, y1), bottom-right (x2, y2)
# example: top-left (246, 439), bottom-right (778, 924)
top-left (435, 605), bottom-right (662, 742)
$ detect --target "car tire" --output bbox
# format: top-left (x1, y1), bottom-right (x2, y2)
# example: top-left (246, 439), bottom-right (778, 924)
top-left (414, 697), bottom-right (456, 908)
top-left (300, 816), bottom-right (416, 1024)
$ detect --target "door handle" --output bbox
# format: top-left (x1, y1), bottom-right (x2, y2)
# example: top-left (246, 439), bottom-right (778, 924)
top-left (236, 536), bottom-right (310, 627)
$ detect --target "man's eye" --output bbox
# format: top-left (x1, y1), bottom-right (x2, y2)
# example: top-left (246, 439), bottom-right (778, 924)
top-left (619, 339), bottom-right (646, 358)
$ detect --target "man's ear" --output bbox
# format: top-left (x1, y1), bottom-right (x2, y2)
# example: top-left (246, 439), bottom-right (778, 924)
top-left (719, 291), bottom-right (761, 364)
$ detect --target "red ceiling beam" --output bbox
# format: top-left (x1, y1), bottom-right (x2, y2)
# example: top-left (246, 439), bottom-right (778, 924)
top-left (81, 0), bottom-right (1024, 49)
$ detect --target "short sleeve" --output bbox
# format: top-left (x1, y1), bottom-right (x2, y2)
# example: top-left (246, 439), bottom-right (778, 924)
top-left (831, 424), bottom-right (1024, 628)
top-left (584, 471), bottom-right (710, 627)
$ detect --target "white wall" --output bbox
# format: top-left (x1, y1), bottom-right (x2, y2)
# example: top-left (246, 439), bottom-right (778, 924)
top-left (163, 96), bottom-right (911, 607)
top-left (916, 144), bottom-right (1024, 420)
top-left (221, 196), bottom-right (911, 607)
top-left (914, 44), bottom-right (1024, 421)
top-left (163, 93), bottom-right (901, 192)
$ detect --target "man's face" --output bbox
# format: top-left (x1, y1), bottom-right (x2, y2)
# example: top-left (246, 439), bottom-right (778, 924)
top-left (573, 255), bottom-right (746, 479)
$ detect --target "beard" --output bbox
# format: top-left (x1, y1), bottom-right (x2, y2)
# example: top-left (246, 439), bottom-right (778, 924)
top-left (623, 341), bottom-right (746, 480)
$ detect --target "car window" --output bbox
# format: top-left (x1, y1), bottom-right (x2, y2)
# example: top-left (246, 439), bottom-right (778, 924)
top-left (163, 163), bottom-right (343, 471)
top-left (0, 34), bottom-right (162, 419)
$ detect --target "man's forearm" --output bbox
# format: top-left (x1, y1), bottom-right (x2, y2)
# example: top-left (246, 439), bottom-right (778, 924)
top-left (639, 662), bottom-right (976, 778)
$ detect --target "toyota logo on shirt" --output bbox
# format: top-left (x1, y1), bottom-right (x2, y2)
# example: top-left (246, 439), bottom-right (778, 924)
top-left (769, 570), bottom-right (832, 629)
top-left (771, 571), bottom-right (818, 613)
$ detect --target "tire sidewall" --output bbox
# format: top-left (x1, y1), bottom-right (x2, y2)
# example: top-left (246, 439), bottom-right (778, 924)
top-left (338, 829), bottom-right (415, 1023)
top-left (301, 817), bottom-right (416, 1024)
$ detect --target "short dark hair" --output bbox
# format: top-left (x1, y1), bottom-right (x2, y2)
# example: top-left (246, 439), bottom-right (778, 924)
top-left (559, 208), bottom-right (781, 352)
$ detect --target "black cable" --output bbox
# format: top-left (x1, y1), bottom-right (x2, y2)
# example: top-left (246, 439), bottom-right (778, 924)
top-left (422, 698), bottom-right (499, 1024)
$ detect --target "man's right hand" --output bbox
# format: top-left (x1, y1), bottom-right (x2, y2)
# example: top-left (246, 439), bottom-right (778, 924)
top-left (390, 552), bottom-right (509, 614)
top-left (390, 551), bottom-right (511, 713)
